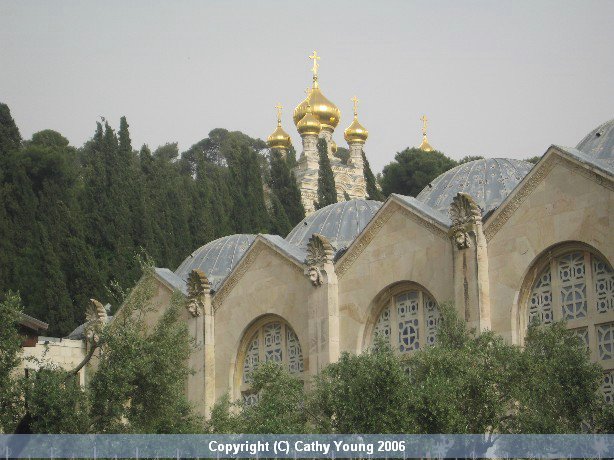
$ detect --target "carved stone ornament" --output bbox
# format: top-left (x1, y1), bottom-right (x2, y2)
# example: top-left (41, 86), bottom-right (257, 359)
top-left (186, 269), bottom-right (211, 317)
top-left (449, 192), bottom-right (482, 250)
top-left (305, 233), bottom-right (335, 286)
top-left (84, 298), bottom-right (107, 345)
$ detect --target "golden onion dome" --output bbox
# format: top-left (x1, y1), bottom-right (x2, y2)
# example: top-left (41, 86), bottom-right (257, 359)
top-left (344, 96), bottom-right (368, 144)
top-left (267, 103), bottom-right (292, 150)
top-left (330, 140), bottom-right (338, 154)
top-left (267, 125), bottom-right (291, 150)
top-left (297, 104), bottom-right (321, 137)
top-left (344, 117), bottom-right (368, 144)
top-left (293, 82), bottom-right (341, 131)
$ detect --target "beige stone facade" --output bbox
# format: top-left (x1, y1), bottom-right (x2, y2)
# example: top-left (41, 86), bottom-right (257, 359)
top-left (61, 119), bottom-right (614, 416)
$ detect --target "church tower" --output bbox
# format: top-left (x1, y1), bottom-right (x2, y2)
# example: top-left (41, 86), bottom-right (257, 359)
top-left (291, 51), bottom-right (368, 214)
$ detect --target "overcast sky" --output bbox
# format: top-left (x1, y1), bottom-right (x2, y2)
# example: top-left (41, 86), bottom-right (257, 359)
top-left (1, 0), bottom-right (612, 172)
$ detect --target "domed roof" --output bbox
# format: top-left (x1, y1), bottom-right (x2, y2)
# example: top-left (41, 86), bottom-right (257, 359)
top-left (344, 116), bottom-right (368, 144)
top-left (416, 158), bottom-right (533, 215)
top-left (576, 119), bottom-right (614, 161)
top-left (267, 124), bottom-right (292, 150)
top-left (174, 234), bottom-right (256, 290)
top-left (294, 83), bottom-right (341, 131)
top-left (286, 199), bottom-right (382, 251)
top-left (297, 105), bottom-right (322, 137)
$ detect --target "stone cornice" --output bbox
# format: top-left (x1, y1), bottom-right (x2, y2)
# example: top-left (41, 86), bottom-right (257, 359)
top-left (484, 147), bottom-right (614, 242)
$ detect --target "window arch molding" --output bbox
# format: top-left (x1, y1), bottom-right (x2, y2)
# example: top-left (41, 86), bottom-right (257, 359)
top-left (517, 241), bottom-right (614, 347)
top-left (362, 281), bottom-right (441, 353)
top-left (233, 314), bottom-right (305, 401)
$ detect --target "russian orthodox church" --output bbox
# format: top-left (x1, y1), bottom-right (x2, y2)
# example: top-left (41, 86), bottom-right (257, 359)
top-left (20, 53), bottom-right (614, 419)
top-left (265, 51), bottom-right (370, 214)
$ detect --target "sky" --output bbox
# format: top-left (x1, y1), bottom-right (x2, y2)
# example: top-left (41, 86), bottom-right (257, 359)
top-left (1, 0), bottom-right (613, 173)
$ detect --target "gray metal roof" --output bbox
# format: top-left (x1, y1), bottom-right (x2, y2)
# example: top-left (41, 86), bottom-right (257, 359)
top-left (260, 234), bottom-right (306, 263)
top-left (575, 119), bottom-right (614, 169)
top-left (66, 315), bottom-right (113, 340)
top-left (553, 145), bottom-right (614, 177)
top-left (286, 199), bottom-right (382, 252)
top-left (391, 194), bottom-right (452, 227)
top-left (416, 158), bottom-right (533, 215)
top-left (174, 234), bottom-right (256, 290)
top-left (154, 268), bottom-right (188, 295)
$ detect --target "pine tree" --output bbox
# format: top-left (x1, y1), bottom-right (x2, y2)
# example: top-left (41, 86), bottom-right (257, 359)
top-left (362, 151), bottom-right (384, 201)
top-left (269, 149), bottom-right (305, 227)
top-left (315, 138), bottom-right (337, 209)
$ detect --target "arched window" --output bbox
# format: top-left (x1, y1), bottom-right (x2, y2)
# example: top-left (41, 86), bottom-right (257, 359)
top-left (526, 248), bottom-right (614, 402)
top-left (239, 319), bottom-right (304, 404)
top-left (372, 289), bottom-right (441, 353)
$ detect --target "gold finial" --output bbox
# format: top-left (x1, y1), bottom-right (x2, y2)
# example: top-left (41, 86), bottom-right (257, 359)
top-left (419, 114), bottom-right (433, 152)
top-left (420, 114), bottom-right (428, 136)
top-left (351, 96), bottom-right (359, 117)
top-left (275, 103), bottom-right (283, 126)
top-left (309, 50), bottom-right (320, 81)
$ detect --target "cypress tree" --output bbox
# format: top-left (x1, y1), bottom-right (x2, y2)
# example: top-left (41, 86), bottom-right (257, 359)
top-left (269, 149), bottom-right (305, 227)
top-left (0, 103), bottom-right (21, 155)
top-left (362, 151), bottom-right (384, 201)
top-left (269, 193), bottom-right (292, 236)
top-left (315, 138), bottom-right (337, 209)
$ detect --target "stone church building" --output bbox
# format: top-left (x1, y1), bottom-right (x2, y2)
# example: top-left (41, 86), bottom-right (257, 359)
top-left (23, 56), bottom-right (614, 419)
top-left (108, 115), bottom-right (612, 417)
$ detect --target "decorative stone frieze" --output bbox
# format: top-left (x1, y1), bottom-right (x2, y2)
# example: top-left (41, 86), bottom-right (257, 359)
top-left (186, 269), bottom-right (211, 317)
top-left (449, 192), bottom-right (482, 249)
top-left (305, 233), bottom-right (335, 286)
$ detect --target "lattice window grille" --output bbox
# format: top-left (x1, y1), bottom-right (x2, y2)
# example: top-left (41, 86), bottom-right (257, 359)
top-left (241, 321), bottom-right (304, 394)
top-left (372, 290), bottom-right (439, 354)
top-left (242, 336), bottom-right (259, 384)
top-left (242, 392), bottom-right (259, 407)
top-left (602, 371), bottom-right (614, 405)
top-left (373, 305), bottom-right (391, 340)
top-left (558, 252), bottom-right (587, 320)
top-left (397, 292), bottom-right (420, 352)
top-left (528, 268), bottom-right (553, 325)
top-left (286, 328), bottom-right (304, 374)
top-left (264, 323), bottom-right (283, 363)
top-left (571, 327), bottom-right (589, 352)
top-left (597, 322), bottom-right (614, 361)
top-left (424, 296), bottom-right (441, 346)
top-left (594, 259), bottom-right (614, 314)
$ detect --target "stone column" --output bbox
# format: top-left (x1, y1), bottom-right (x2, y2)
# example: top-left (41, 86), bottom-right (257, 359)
top-left (185, 269), bottom-right (215, 418)
top-left (449, 193), bottom-right (492, 332)
top-left (304, 234), bottom-right (340, 380)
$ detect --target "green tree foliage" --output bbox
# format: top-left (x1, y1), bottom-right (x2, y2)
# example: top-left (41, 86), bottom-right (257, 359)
top-left (208, 304), bottom-right (609, 434)
top-left (269, 149), bottom-right (305, 228)
top-left (380, 148), bottom-right (458, 197)
top-left (207, 362), bottom-right (307, 434)
top-left (525, 155), bottom-right (541, 165)
top-left (458, 155), bottom-right (484, 164)
top-left (0, 292), bottom-right (23, 432)
top-left (315, 138), bottom-right (337, 209)
top-left (1, 266), bottom-right (203, 434)
top-left (362, 151), bottom-right (384, 201)
top-left (0, 103), bottom-right (21, 155)
top-left (333, 146), bottom-right (350, 164)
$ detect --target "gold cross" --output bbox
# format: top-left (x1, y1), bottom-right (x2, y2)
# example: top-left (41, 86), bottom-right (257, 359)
top-left (309, 50), bottom-right (320, 78)
top-left (420, 114), bottom-right (428, 136)
top-left (275, 103), bottom-right (283, 125)
top-left (351, 96), bottom-right (359, 117)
